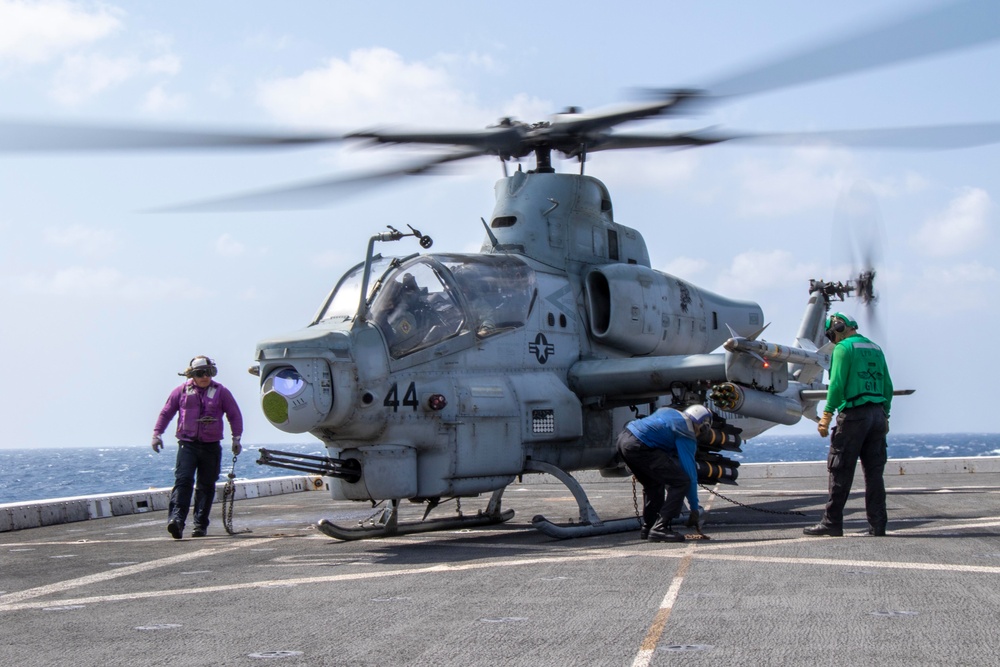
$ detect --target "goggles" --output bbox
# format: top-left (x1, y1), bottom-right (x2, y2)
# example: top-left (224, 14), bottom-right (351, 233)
top-left (191, 369), bottom-right (212, 378)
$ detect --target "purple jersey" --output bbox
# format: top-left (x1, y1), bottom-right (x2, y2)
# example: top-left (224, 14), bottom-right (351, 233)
top-left (154, 379), bottom-right (243, 443)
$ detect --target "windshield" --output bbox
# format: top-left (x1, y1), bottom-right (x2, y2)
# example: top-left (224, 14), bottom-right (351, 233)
top-left (315, 256), bottom-right (396, 324)
top-left (370, 254), bottom-right (535, 358)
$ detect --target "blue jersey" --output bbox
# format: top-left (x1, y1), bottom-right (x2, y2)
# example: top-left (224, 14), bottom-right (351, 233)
top-left (625, 408), bottom-right (701, 511)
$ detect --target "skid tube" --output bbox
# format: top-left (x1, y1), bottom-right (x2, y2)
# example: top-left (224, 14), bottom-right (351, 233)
top-left (316, 488), bottom-right (514, 541)
top-left (524, 460), bottom-right (640, 539)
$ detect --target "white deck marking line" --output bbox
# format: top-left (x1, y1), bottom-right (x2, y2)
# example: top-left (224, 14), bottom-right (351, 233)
top-left (3, 531), bottom-right (998, 613)
top-left (629, 493), bottom-right (719, 666)
top-left (0, 549), bottom-right (641, 613)
top-left (0, 537), bottom-right (281, 606)
top-left (890, 519), bottom-right (1000, 534)
top-left (690, 552), bottom-right (1000, 573)
top-left (683, 519), bottom-right (1000, 552)
top-left (630, 547), bottom-right (695, 667)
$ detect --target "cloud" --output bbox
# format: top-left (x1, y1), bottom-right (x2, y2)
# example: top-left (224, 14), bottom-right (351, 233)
top-left (899, 260), bottom-right (998, 314)
top-left (215, 233), bottom-right (246, 257)
top-left (49, 52), bottom-right (139, 104)
top-left (0, 0), bottom-right (121, 66)
top-left (142, 83), bottom-right (185, 112)
top-left (659, 256), bottom-right (709, 280)
top-left (590, 148), bottom-right (700, 192)
top-left (912, 187), bottom-right (992, 257)
top-left (711, 249), bottom-right (821, 298)
top-left (48, 47), bottom-right (184, 106)
top-left (255, 47), bottom-right (547, 129)
top-left (43, 224), bottom-right (118, 257)
top-left (9, 266), bottom-right (210, 300)
top-left (731, 146), bottom-right (857, 217)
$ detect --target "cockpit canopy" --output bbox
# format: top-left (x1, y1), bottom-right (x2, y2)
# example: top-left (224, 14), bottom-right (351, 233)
top-left (316, 254), bottom-right (536, 358)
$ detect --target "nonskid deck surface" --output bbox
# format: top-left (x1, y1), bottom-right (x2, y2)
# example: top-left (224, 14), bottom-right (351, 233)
top-left (3, 469), bottom-right (1000, 667)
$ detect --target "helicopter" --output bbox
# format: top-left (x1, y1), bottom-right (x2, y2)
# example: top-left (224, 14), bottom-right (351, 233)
top-left (2, 0), bottom-right (997, 539)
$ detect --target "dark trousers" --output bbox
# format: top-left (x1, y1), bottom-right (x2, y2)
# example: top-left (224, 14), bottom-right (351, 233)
top-left (169, 440), bottom-right (222, 529)
top-left (822, 403), bottom-right (889, 530)
top-left (616, 430), bottom-right (689, 528)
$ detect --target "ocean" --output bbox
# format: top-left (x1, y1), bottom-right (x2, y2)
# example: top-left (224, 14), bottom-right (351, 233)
top-left (2, 434), bottom-right (999, 505)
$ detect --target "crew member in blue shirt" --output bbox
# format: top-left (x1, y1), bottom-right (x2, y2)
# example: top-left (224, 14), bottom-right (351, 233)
top-left (616, 404), bottom-right (713, 542)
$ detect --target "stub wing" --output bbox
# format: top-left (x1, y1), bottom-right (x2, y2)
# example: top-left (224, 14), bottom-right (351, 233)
top-left (567, 354), bottom-right (726, 406)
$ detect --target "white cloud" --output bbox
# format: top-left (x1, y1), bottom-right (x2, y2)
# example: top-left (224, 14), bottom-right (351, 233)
top-left (215, 233), bottom-right (246, 257)
top-left (711, 249), bottom-right (822, 298)
top-left (899, 260), bottom-right (998, 314)
top-left (49, 52), bottom-right (138, 105)
top-left (43, 224), bottom-right (118, 257)
top-left (146, 53), bottom-right (180, 76)
top-left (142, 83), bottom-right (185, 113)
top-left (731, 146), bottom-right (857, 218)
top-left (912, 187), bottom-right (992, 258)
top-left (48, 47), bottom-right (184, 106)
top-left (9, 266), bottom-right (210, 300)
top-left (255, 47), bottom-right (546, 129)
top-left (0, 0), bottom-right (121, 65)
top-left (659, 256), bottom-right (709, 280)
top-left (592, 148), bottom-right (699, 192)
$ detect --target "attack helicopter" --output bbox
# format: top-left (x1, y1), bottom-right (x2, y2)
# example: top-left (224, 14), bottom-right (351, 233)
top-left (2, 0), bottom-right (997, 539)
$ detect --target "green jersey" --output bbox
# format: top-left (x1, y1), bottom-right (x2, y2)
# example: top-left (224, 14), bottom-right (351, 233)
top-left (824, 333), bottom-right (893, 417)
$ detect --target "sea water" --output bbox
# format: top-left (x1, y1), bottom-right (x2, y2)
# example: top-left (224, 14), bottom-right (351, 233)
top-left (2, 434), bottom-right (999, 504)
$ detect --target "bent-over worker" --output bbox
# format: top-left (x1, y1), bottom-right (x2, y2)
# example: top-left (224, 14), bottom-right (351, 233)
top-left (616, 405), bottom-right (713, 542)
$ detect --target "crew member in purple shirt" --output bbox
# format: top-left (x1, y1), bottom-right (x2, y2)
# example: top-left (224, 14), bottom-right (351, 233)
top-left (152, 355), bottom-right (243, 539)
top-left (616, 404), bottom-right (712, 542)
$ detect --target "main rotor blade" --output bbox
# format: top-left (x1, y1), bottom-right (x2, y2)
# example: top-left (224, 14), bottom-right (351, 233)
top-left (546, 96), bottom-right (701, 135)
top-left (589, 122), bottom-right (1000, 152)
top-left (705, 0), bottom-right (1000, 99)
top-left (0, 120), bottom-right (347, 152)
top-left (150, 149), bottom-right (487, 213)
top-left (348, 126), bottom-right (524, 154)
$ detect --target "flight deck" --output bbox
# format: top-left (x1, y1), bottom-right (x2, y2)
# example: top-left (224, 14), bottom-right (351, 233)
top-left (3, 459), bottom-right (1000, 667)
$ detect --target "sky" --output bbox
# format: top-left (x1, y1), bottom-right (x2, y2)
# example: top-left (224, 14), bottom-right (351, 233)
top-left (1, 0), bottom-right (998, 448)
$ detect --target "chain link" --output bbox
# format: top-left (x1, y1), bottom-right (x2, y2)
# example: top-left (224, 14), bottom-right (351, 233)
top-left (631, 476), bottom-right (641, 520)
top-left (699, 483), bottom-right (807, 516)
top-left (221, 453), bottom-right (252, 535)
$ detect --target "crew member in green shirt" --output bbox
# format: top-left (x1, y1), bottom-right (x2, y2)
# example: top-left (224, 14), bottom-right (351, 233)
top-left (805, 312), bottom-right (893, 537)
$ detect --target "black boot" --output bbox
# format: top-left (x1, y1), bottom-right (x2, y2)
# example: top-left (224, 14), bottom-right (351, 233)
top-left (803, 523), bottom-right (843, 537)
top-left (647, 519), bottom-right (685, 543)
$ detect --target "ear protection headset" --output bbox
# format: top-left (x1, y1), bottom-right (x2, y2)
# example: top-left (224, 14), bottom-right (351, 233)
top-left (825, 312), bottom-right (857, 343)
top-left (825, 318), bottom-right (846, 342)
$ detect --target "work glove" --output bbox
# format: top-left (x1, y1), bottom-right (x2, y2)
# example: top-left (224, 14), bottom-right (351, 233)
top-left (817, 413), bottom-right (833, 438)
top-left (231, 435), bottom-right (242, 456)
top-left (151, 434), bottom-right (163, 453)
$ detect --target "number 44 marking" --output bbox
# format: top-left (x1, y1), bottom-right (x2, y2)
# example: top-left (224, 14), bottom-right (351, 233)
top-left (383, 382), bottom-right (418, 412)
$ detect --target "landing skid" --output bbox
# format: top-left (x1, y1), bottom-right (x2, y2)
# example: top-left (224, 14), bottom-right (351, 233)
top-left (524, 460), bottom-right (641, 539)
top-left (316, 488), bottom-right (513, 541)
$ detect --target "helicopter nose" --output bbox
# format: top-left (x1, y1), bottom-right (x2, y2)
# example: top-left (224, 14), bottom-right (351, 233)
top-left (260, 362), bottom-right (333, 433)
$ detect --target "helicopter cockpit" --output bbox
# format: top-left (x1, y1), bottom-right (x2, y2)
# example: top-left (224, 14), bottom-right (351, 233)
top-left (316, 254), bottom-right (536, 358)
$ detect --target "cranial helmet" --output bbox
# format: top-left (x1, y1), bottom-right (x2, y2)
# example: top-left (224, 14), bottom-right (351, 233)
top-left (180, 355), bottom-right (218, 378)
top-left (825, 312), bottom-right (858, 342)
top-left (683, 404), bottom-right (713, 429)
top-left (825, 312), bottom-right (858, 331)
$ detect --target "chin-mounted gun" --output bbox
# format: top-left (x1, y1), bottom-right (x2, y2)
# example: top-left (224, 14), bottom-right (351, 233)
top-left (257, 448), bottom-right (362, 483)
